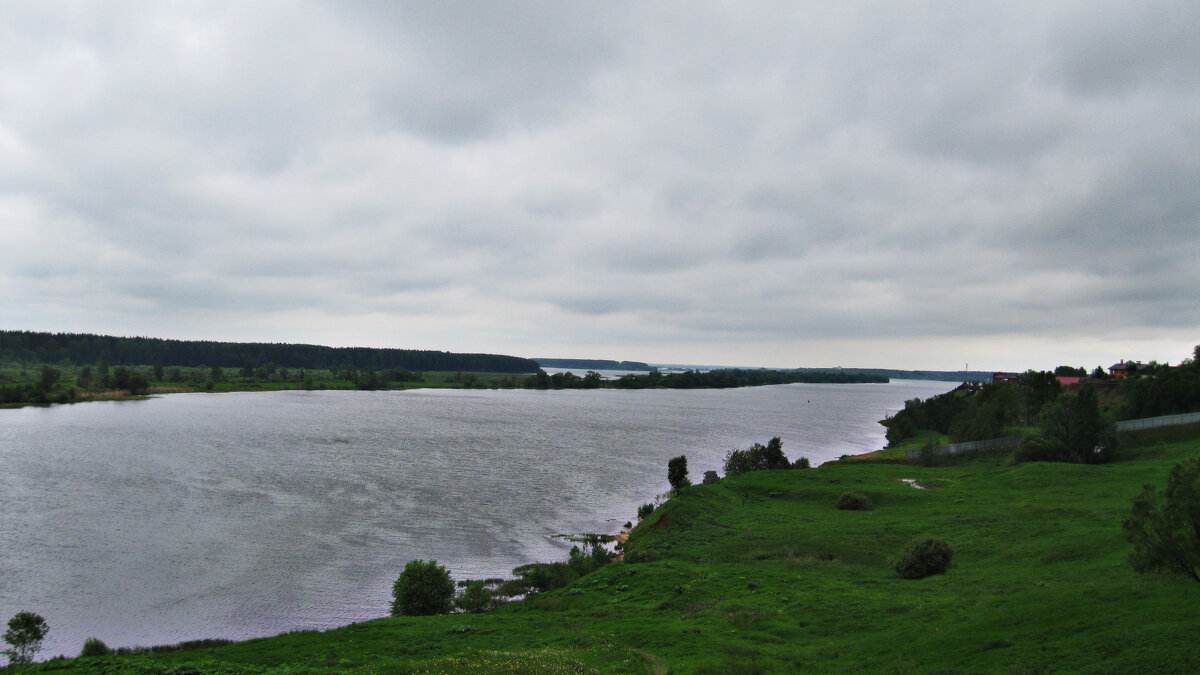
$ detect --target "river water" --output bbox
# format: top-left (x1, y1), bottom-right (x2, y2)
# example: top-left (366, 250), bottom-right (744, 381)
top-left (0, 380), bottom-right (952, 658)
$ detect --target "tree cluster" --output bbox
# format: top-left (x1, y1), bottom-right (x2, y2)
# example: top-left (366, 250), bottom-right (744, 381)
top-left (1117, 346), bottom-right (1200, 420)
top-left (884, 371), bottom-right (1070, 447)
top-left (390, 536), bottom-right (617, 618)
top-left (723, 437), bottom-right (799, 476)
top-left (1015, 387), bottom-right (1117, 464)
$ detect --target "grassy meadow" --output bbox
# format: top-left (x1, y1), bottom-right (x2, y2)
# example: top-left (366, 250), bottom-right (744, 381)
top-left (12, 426), bottom-right (1200, 673)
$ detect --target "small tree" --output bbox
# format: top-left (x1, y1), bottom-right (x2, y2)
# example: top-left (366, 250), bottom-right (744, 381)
top-left (3, 611), bottom-right (48, 665)
top-left (702, 470), bottom-right (721, 484)
top-left (667, 455), bottom-right (691, 493)
top-left (391, 560), bottom-right (455, 616)
top-left (455, 580), bottom-right (494, 613)
top-left (760, 437), bottom-right (790, 470)
top-left (1123, 456), bottom-right (1200, 582)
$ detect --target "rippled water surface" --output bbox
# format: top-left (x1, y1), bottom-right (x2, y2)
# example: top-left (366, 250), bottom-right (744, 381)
top-left (0, 380), bottom-right (953, 657)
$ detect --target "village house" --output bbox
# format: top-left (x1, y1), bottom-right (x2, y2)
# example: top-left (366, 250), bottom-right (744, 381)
top-left (1108, 360), bottom-right (1142, 379)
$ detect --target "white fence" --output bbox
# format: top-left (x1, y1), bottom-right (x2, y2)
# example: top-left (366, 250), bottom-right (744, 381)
top-left (1115, 411), bottom-right (1200, 431)
top-left (904, 435), bottom-right (1023, 460)
top-left (904, 411), bottom-right (1200, 460)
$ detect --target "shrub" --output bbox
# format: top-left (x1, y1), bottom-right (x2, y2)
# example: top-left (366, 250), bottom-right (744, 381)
top-left (793, 456), bottom-right (811, 469)
top-left (835, 492), bottom-right (873, 511)
top-left (1013, 430), bottom-right (1061, 463)
top-left (1123, 455), bottom-right (1200, 582)
top-left (702, 470), bottom-right (721, 484)
top-left (79, 637), bottom-right (110, 657)
top-left (625, 549), bottom-right (661, 564)
top-left (637, 502), bottom-right (655, 520)
top-left (391, 560), bottom-right (455, 616)
top-left (893, 537), bottom-right (954, 579)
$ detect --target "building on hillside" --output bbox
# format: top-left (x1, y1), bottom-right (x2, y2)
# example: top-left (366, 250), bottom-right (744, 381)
top-left (1055, 376), bottom-right (1084, 386)
top-left (1109, 360), bottom-right (1142, 379)
top-left (992, 372), bottom-right (1020, 384)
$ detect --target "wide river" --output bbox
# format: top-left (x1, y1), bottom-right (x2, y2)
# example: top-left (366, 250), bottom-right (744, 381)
top-left (0, 379), bottom-right (952, 658)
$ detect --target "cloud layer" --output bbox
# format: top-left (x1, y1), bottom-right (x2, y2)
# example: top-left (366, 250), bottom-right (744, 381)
top-left (2, 1), bottom-right (1198, 370)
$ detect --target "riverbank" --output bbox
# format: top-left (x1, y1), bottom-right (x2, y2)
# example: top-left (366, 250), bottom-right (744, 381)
top-left (16, 424), bottom-right (1199, 673)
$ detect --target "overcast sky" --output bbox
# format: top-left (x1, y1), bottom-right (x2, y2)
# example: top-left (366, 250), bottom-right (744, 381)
top-left (2, 2), bottom-right (1197, 371)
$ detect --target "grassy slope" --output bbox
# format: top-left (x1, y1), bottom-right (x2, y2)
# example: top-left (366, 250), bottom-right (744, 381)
top-left (20, 427), bottom-right (1200, 674)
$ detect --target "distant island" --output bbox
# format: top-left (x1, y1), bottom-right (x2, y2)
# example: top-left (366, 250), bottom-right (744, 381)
top-left (534, 358), bottom-right (653, 371)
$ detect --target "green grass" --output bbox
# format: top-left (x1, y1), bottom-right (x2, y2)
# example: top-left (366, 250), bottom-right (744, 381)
top-left (17, 428), bottom-right (1200, 673)
top-left (859, 429), bottom-right (948, 461)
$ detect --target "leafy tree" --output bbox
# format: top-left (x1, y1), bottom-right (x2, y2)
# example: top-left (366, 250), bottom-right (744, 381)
top-left (1123, 456), bottom-right (1200, 582)
top-left (3, 611), bottom-right (48, 665)
top-left (1020, 388), bottom-right (1115, 464)
top-left (1020, 370), bottom-right (1062, 423)
top-left (667, 455), bottom-right (691, 492)
top-left (391, 560), bottom-right (455, 616)
top-left (723, 447), bottom-right (756, 476)
top-left (455, 580), bottom-right (494, 613)
top-left (702, 470), bottom-right (721, 484)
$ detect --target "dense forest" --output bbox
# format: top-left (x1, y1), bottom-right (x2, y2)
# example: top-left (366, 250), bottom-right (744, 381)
top-left (0, 331), bottom-right (539, 374)
top-left (610, 368), bottom-right (887, 388)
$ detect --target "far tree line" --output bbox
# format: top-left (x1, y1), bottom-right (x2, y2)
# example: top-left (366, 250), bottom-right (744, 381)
top-left (0, 330), bottom-right (539, 374)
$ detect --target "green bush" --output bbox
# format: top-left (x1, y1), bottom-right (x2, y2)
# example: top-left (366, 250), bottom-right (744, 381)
top-left (637, 502), bottom-right (655, 520)
top-left (893, 537), bottom-right (955, 579)
top-left (793, 456), bottom-right (811, 469)
top-left (391, 560), bottom-right (455, 616)
top-left (702, 470), bottom-right (721, 484)
top-left (1124, 455), bottom-right (1200, 582)
top-left (80, 637), bottom-right (110, 657)
top-left (835, 492), bottom-right (873, 510)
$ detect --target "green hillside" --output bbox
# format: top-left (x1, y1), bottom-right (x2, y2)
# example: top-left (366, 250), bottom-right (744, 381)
top-left (14, 426), bottom-right (1200, 673)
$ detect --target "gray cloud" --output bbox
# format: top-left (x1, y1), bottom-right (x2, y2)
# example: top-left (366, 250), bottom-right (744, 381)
top-left (1, 1), bottom-right (1197, 370)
